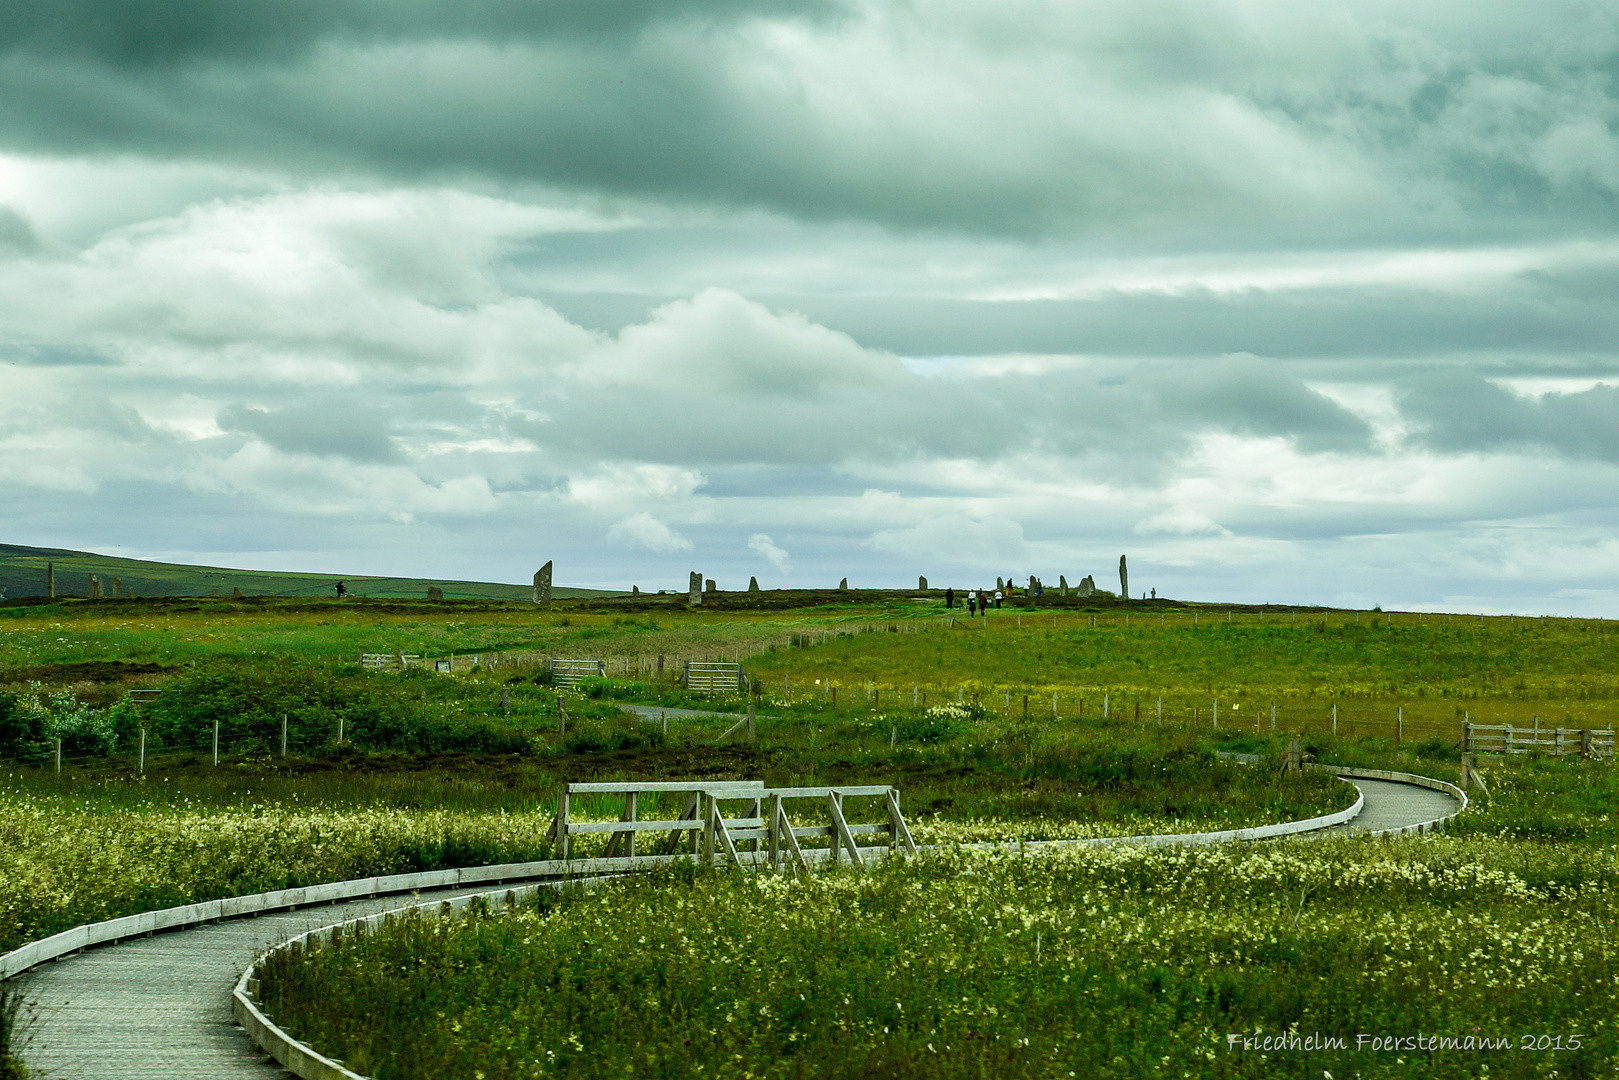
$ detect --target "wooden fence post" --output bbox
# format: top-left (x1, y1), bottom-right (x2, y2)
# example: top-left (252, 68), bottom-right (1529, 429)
top-left (1052, 691), bottom-right (1058, 718)
top-left (557, 789), bottom-right (570, 860)
top-left (1212, 701), bottom-right (1218, 730)
top-left (1023, 695), bottom-right (1029, 718)
top-left (139, 727), bottom-right (146, 774)
top-left (557, 697), bottom-right (568, 736)
top-left (768, 792), bottom-right (782, 870)
top-left (1157, 696), bottom-right (1163, 725)
top-left (1331, 703), bottom-right (1337, 736)
top-left (747, 699), bottom-right (756, 744)
top-left (212, 720), bottom-right (219, 766)
top-left (1284, 737), bottom-right (1301, 773)
top-left (281, 715), bottom-right (287, 757)
top-left (1397, 706), bottom-right (1403, 745)
top-left (1463, 714), bottom-right (1471, 753)
top-left (55, 737), bottom-right (62, 775)
top-left (1582, 728), bottom-right (1594, 758)
top-left (1270, 703), bottom-right (1276, 731)
top-left (1103, 692), bottom-right (1109, 720)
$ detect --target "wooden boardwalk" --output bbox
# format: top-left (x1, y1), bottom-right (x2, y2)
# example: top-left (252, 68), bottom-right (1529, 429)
top-left (14, 885), bottom-right (500, 1079)
top-left (14, 775), bottom-right (1460, 1079)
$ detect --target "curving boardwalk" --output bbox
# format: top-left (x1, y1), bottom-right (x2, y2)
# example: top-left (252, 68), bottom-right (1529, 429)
top-left (12, 773), bottom-right (1461, 1080)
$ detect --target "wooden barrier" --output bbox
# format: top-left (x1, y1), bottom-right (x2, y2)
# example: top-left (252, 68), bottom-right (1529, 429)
top-left (547, 780), bottom-right (916, 869)
top-left (546, 658), bottom-right (606, 688)
top-left (684, 661), bottom-right (743, 693)
top-left (1463, 720), bottom-right (1614, 758)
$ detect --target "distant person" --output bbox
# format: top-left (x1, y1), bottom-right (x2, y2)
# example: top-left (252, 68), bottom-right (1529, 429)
top-left (945, 586), bottom-right (955, 609)
top-left (967, 593), bottom-right (977, 616)
top-left (1151, 587), bottom-right (1156, 599)
top-left (335, 581), bottom-right (347, 599)
top-left (994, 590), bottom-right (1003, 609)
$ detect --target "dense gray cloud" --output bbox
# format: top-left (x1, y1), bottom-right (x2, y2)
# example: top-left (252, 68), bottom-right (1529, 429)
top-left (0, 0), bottom-right (836, 64)
top-left (2, 4), bottom-right (1619, 612)
top-left (218, 401), bottom-right (400, 463)
top-left (1402, 371), bottom-right (1619, 463)
top-left (0, 2), bottom-right (1616, 237)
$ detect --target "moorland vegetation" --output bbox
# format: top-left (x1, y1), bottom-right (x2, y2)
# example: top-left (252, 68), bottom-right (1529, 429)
top-left (3, 592), bottom-right (1618, 1076)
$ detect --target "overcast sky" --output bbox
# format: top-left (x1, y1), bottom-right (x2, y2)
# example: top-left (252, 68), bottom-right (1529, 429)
top-left (3, 0), bottom-right (1619, 611)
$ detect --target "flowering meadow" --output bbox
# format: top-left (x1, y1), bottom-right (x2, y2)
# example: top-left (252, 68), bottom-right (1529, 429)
top-left (259, 829), bottom-right (1619, 1080)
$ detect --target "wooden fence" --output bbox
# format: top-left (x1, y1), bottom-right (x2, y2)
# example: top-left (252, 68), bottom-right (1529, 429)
top-left (1464, 720), bottom-right (1615, 758)
top-left (547, 658), bottom-right (606, 688)
top-left (685, 660), bottom-right (744, 693)
top-left (548, 780), bottom-right (916, 869)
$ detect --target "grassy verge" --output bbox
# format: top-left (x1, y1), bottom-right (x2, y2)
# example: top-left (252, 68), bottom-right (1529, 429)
top-left (257, 809), bottom-right (1619, 1079)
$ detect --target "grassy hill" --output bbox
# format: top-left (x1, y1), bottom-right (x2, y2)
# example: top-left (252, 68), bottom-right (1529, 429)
top-left (0, 543), bottom-right (621, 601)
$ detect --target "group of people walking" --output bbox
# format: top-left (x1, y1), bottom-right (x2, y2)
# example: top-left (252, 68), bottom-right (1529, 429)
top-left (943, 585), bottom-right (1004, 616)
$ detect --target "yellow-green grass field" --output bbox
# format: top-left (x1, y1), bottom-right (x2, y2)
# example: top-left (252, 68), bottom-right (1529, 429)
top-left (3, 593), bottom-right (1619, 1078)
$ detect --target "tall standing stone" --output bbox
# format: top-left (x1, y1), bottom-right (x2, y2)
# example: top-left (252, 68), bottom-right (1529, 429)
top-left (689, 571), bottom-right (703, 606)
top-left (113, 576), bottom-right (123, 597)
top-left (533, 561), bottom-right (553, 606)
top-left (919, 575), bottom-right (928, 590)
top-left (632, 585), bottom-right (640, 594)
top-left (997, 576), bottom-right (1004, 590)
top-left (87, 574), bottom-right (101, 599)
top-left (749, 576), bottom-right (760, 592)
top-left (1119, 555), bottom-right (1128, 601)
top-left (1059, 575), bottom-right (1068, 596)
top-left (839, 578), bottom-right (848, 590)
top-left (47, 561), bottom-right (54, 599)
top-left (1078, 575), bottom-right (1096, 597)
top-left (706, 579), bottom-right (717, 593)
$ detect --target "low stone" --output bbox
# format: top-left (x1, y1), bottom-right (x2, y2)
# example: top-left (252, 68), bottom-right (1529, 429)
top-left (427, 586), bottom-right (444, 601)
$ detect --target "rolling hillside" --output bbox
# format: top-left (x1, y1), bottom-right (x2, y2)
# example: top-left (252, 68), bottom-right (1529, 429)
top-left (0, 543), bottom-right (620, 602)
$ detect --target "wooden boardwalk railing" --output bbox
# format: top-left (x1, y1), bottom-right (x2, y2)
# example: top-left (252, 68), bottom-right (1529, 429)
top-left (1463, 720), bottom-right (1615, 757)
top-left (547, 781), bottom-right (917, 869)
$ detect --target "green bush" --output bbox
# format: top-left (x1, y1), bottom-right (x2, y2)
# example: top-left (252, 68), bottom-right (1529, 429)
top-left (143, 660), bottom-right (418, 754)
top-left (0, 692), bottom-right (39, 758)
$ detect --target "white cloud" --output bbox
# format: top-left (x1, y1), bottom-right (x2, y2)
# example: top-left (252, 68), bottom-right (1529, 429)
top-left (607, 512), bottom-right (693, 552)
top-left (747, 533), bottom-right (791, 571)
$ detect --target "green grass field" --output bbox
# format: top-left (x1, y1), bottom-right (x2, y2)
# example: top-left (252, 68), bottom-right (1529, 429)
top-left (0, 542), bottom-right (622, 601)
top-left (3, 592), bottom-right (1619, 1078)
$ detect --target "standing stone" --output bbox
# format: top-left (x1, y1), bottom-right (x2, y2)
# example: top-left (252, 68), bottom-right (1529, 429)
top-left (1078, 575), bottom-right (1096, 597)
top-left (113, 576), bottom-right (123, 597)
top-left (1059, 575), bottom-right (1068, 596)
top-left (997, 576), bottom-right (1004, 590)
top-left (839, 578), bottom-right (848, 590)
top-left (749, 576), bottom-right (760, 592)
top-left (919, 575), bottom-right (928, 590)
top-left (689, 571), bottom-right (703, 605)
top-left (87, 574), bottom-right (101, 600)
top-left (1119, 555), bottom-right (1129, 601)
top-left (632, 585), bottom-right (640, 594)
top-left (427, 586), bottom-right (444, 601)
top-left (47, 561), bottom-right (54, 599)
top-left (533, 561), bottom-right (553, 606)
top-left (231, 587), bottom-right (244, 599)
